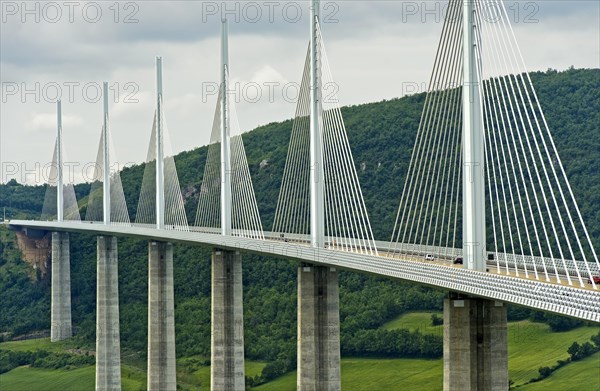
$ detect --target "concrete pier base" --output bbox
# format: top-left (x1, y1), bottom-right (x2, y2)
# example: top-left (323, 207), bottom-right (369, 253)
top-left (297, 265), bottom-right (341, 391)
top-left (147, 242), bottom-right (176, 391)
top-left (96, 236), bottom-right (121, 391)
top-left (211, 249), bottom-right (245, 391)
top-left (51, 231), bottom-right (72, 341)
top-left (443, 294), bottom-right (508, 391)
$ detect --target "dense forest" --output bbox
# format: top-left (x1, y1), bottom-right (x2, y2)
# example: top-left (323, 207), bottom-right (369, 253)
top-left (1, 68), bottom-right (598, 379)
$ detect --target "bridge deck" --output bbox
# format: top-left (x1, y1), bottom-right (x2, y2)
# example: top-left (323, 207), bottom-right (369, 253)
top-left (7, 220), bottom-right (600, 323)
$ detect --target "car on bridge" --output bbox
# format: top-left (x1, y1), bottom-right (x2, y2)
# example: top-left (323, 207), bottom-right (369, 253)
top-left (453, 257), bottom-right (463, 265)
top-left (425, 254), bottom-right (435, 261)
top-left (588, 276), bottom-right (600, 285)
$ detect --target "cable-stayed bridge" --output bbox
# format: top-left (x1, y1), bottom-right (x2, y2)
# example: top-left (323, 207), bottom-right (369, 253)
top-left (6, 1), bottom-right (599, 390)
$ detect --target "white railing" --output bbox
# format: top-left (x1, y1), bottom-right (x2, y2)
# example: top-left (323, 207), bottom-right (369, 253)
top-left (7, 220), bottom-right (600, 322)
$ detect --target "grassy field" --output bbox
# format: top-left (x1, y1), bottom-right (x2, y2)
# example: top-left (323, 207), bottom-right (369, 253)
top-left (517, 352), bottom-right (600, 391)
top-left (0, 339), bottom-right (266, 391)
top-left (176, 356), bottom-right (266, 390)
top-left (0, 365), bottom-right (147, 391)
top-left (382, 311), bottom-right (443, 334)
top-left (253, 358), bottom-right (443, 391)
top-left (382, 312), bottom-right (600, 387)
top-left (0, 338), bottom-right (74, 353)
top-left (0, 366), bottom-right (97, 391)
top-left (1, 314), bottom-right (598, 390)
top-left (506, 321), bottom-right (599, 385)
top-left (0, 360), bottom-right (265, 391)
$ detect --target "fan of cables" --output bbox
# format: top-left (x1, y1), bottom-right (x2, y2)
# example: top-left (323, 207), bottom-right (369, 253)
top-left (390, 0), bottom-right (599, 289)
top-left (273, 20), bottom-right (378, 255)
top-left (42, 136), bottom-right (81, 222)
top-left (135, 98), bottom-right (189, 230)
top-left (193, 72), bottom-right (264, 239)
top-left (84, 119), bottom-right (130, 225)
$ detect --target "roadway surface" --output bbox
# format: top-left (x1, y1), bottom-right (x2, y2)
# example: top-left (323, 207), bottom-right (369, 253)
top-left (7, 220), bottom-right (600, 323)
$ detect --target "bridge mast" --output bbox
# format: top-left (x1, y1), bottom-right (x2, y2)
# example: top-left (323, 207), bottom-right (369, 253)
top-left (462, 0), bottom-right (486, 271)
top-left (102, 82), bottom-right (111, 225)
top-left (310, 0), bottom-right (324, 248)
top-left (221, 19), bottom-right (232, 236)
top-left (56, 100), bottom-right (63, 222)
top-left (156, 57), bottom-right (165, 230)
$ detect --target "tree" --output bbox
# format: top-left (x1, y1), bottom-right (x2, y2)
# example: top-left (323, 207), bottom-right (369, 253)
top-left (579, 342), bottom-right (596, 358)
top-left (431, 313), bottom-right (443, 326)
top-left (591, 330), bottom-right (600, 349)
top-left (567, 342), bottom-right (581, 361)
top-left (538, 366), bottom-right (553, 379)
top-left (544, 314), bottom-right (583, 332)
top-left (261, 359), bottom-right (286, 381)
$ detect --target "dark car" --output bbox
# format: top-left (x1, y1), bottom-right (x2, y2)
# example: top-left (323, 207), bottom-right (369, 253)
top-left (453, 257), bottom-right (463, 265)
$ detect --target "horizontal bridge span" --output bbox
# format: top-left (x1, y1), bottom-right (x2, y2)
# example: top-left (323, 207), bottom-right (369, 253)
top-left (8, 220), bottom-right (600, 323)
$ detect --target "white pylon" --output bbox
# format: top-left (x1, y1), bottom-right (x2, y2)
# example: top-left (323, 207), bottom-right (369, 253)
top-left (309, 0), bottom-right (324, 249)
top-left (155, 57), bottom-right (165, 230)
top-left (56, 100), bottom-right (64, 222)
top-left (462, 0), bottom-right (486, 271)
top-left (102, 82), bottom-right (111, 225)
top-left (220, 19), bottom-right (232, 236)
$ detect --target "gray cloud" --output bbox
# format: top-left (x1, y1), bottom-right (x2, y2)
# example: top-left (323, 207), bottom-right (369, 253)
top-left (1, 0), bottom-right (598, 184)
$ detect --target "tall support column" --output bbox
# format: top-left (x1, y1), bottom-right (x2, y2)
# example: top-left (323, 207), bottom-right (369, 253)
top-left (309, 0), bottom-right (324, 249)
top-left (220, 19), bottom-right (232, 236)
top-left (297, 265), bottom-right (340, 391)
top-left (147, 242), bottom-right (176, 391)
top-left (96, 236), bottom-right (121, 391)
top-left (213, 23), bottom-right (242, 388)
top-left (462, 0), bottom-right (486, 271)
top-left (211, 249), bottom-right (245, 390)
top-left (443, 294), bottom-right (508, 391)
top-left (51, 231), bottom-right (71, 341)
top-left (95, 83), bottom-right (121, 391)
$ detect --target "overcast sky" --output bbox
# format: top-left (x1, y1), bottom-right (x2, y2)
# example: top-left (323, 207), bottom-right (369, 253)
top-left (1, 0), bottom-right (598, 184)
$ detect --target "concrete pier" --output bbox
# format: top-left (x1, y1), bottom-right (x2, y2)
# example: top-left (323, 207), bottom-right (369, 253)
top-left (51, 231), bottom-right (72, 341)
top-left (147, 242), bottom-right (176, 391)
top-left (211, 249), bottom-right (245, 391)
top-left (96, 236), bottom-right (121, 391)
top-left (443, 294), bottom-right (508, 391)
top-left (297, 265), bottom-right (341, 391)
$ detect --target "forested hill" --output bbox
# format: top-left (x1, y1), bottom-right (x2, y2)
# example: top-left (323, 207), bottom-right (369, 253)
top-left (2, 68), bottom-right (598, 242)
top-left (0, 68), bottom-right (598, 381)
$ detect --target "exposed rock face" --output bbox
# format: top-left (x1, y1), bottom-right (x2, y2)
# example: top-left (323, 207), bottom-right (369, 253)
top-left (14, 231), bottom-right (51, 277)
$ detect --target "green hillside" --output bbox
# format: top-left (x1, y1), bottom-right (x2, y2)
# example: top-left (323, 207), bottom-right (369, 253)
top-left (518, 352), bottom-right (600, 391)
top-left (3, 313), bottom-right (597, 390)
top-left (1, 68), bottom-right (599, 389)
top-left (254, 315), bottom-right (600, 390)
top-left (382, 313), bottom-right (600, 387)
